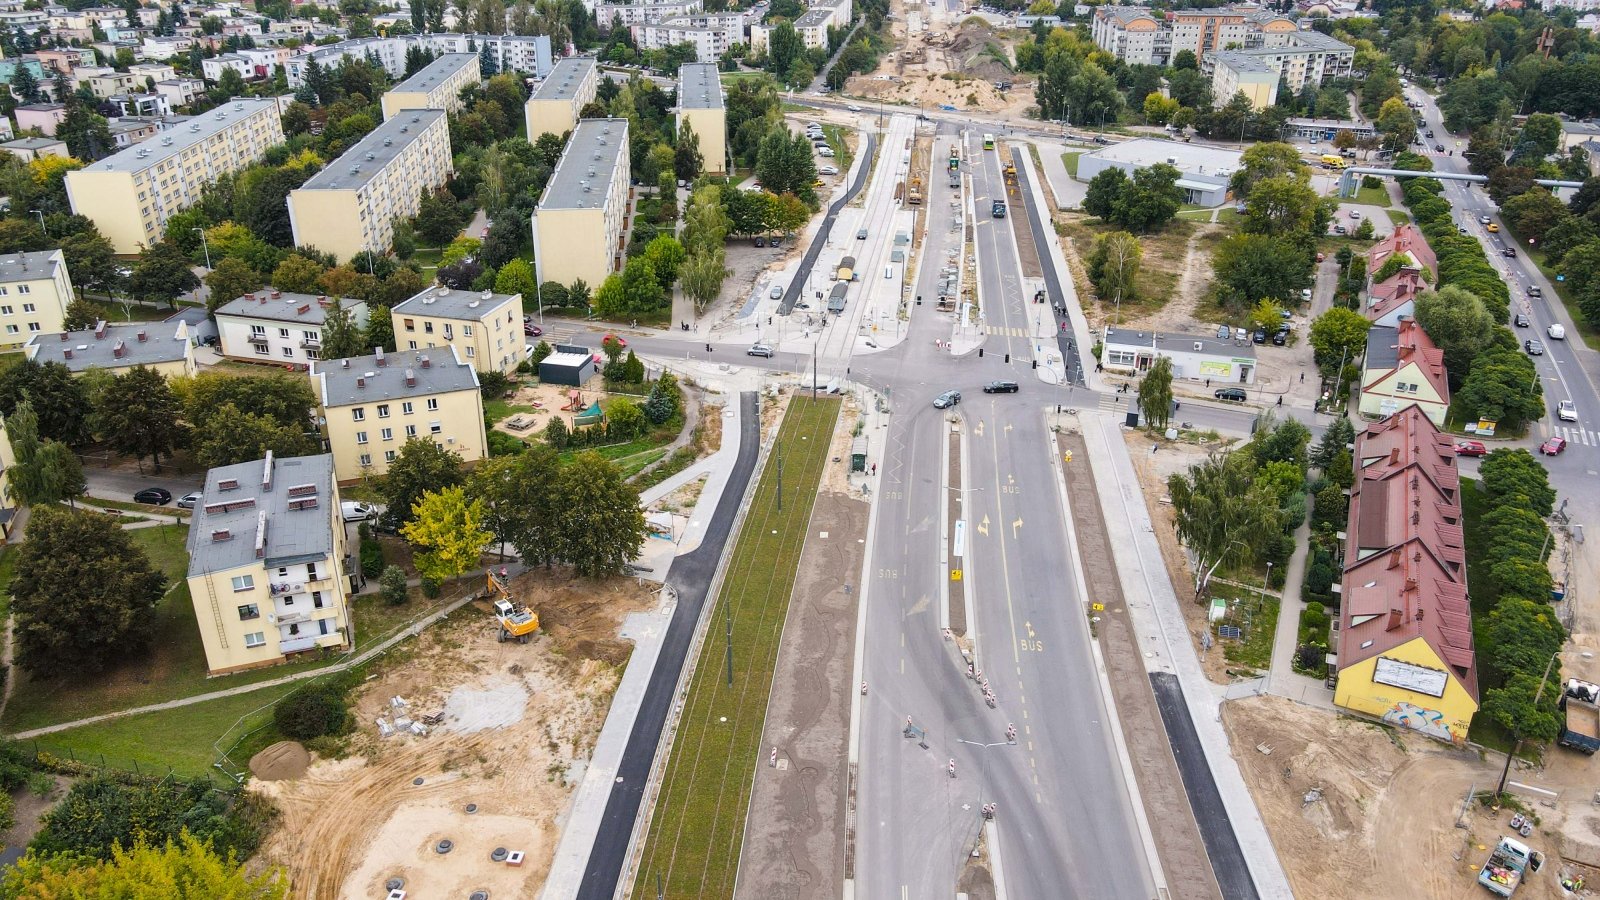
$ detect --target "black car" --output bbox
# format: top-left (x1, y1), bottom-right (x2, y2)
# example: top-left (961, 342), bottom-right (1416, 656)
top-left (1503, 247), bottom-right (1517, 258)
top-left (1434, 143), bottom-right (1445, 152)
top-left (754, 236), bottom-right (767, 247)
top-left (1271, 328), bottom-right (1289, 346)
top-left (1515, 313), bottom-right (1530, 327)
top-left (1251, 328), bottom-right (1267, 344)
top-left (1214, 387), bottom-right (1248, 402)
top-left (134, 487), bottom-right (172, 505)
top-left (982, 380), bottom-right (1019, 393)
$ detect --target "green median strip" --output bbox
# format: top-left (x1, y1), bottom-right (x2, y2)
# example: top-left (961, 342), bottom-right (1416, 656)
top-left (632, 396), bottom-right (841, 900)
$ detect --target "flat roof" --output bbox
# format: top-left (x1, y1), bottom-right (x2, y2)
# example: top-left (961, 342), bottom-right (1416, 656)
top-left (542, 349), bottom-right (592, 366)
top-left (532, 56), bottom-right (596, 102)
top-left (678, 62), bottom-right (722, 110)
top-left (539, 117), bottom-right (629, 212)
top-left (187, 453), bottom-right (337, 576)
top-left (392, 286), bottom-right (520, 321)
top-left (1212, 50), bottom-right (1277, 74)
top-left (2, 137), bottom-right (64, 149)
top-left (297, 109), bottom-right (446, 192)
top-left (1562, 120), bottom-right (1600, 136)
top-left (1104, 325), bottom-right (1256, 358)
top-left (315, 346), bottom-right (478, 407)
top-left (216, 290), bottom-right (363, 324)
top-left (1086, 138), bottom-right (1241, 176)
top-left (77, 98), bottom-right (276, 174)
top-left (389, 52), bottom-right (476, 96)
top-left (796, 7), bottom-right (835, 26)
top-left (28, 320), bottom-right (188, 372)
top-left (0, 250), bottom-right (60, 284)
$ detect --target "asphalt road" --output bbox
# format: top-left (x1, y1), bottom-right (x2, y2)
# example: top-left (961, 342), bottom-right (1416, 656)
top-left (576, 391), bottom-right (760, 900)
top-left (778, 129), bottom-right (878, 317)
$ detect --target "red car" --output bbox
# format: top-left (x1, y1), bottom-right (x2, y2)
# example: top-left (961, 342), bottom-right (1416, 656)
top-left (603, 333), bottom-right (628, 349)
top-left (1540, 436), bottom-right (1568, 456)
top-left (1454, 440), bottom-right (1487, 457)
top-left (524, 323), bottom-right (543, 337)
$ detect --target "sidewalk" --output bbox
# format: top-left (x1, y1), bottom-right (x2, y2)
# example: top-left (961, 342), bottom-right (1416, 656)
top-left (1032, 140), bottom-right (1082, 210)
top-left (1263, 519), bottom-right (1337, 709)
top-left (1080, 411), bottom-right (1294, 900)
top-left (1014, 148), bottom-right (1099, 391)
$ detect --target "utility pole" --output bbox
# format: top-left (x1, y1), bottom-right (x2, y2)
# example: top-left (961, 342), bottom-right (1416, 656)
top-left (1496, 651), bottom-right (1559, 798)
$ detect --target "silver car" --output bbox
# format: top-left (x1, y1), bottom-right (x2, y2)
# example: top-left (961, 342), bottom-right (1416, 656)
top-left (932, 390), bottom-right (961, 409)
top-left (747, 343), bottom-right (775, 358)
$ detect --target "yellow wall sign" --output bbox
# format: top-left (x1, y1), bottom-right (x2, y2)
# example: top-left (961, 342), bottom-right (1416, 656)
top-left (951, 570), bottom-right (963, 581)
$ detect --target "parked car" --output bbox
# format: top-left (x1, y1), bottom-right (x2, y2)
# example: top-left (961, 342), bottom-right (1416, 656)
top-left (1214, 387), bottom-right (1248, 402)
top-left (1092, 136), bottom-right (1110, 144)
top-left (1515, 313), bottom-right (1530, 327)
top-left (1349, 210), bottom-right (1362, 220)
top-left (747, 343), bottom-right (775, 357)
top-left (134, 487), bottom-right (172, 505)
top-left (1299, 288), bottom-right (1312, 302)
top-left (1251, 328), bottom-right (1267, 344)
top-left (1333, 224), bottom-right (1348, 235)
top-left (341, 501), bottom-right (377, 522)
top-left (1525, 339), bottom-right (1546, 356)
top-left (1454, 440), bottom-right (1488, 457)
top-left (199, 334), bottom-right (219, 347)
top-left (754, 236), bottom-right (767, 247)
top-left (770, 283), bottom-right (784, 299)
top-left (1541, 436), bottom-right (1569, 456)
top-left (819, 165), bottom-right (839, 175)
top-left (818, 147), bottom-right (835, 157)
top-left (982, 380), bottom-right (1019, 393)
top-left (1272, 327), bottom-right (1290, 346)
top-left (857, 228), bottom-right (868, 239)
top-left (1559, 400), bottom-right (1578, 422)
top-left (1216, 323), bottom-right (1231, 339)
top-left (1548, 323), bottom-right (1566, 340)
top-left (176, 491), bottom-right (202, 509)
top-left (1234, 327), bottom-right (1247, 341)
top-left (603, 333), bottom-right (628, 348)
top-left (932, 390), bottom-right (961, 409)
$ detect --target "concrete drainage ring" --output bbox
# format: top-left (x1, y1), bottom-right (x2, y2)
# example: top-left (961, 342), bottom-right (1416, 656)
top-left (435, 839), bottom-right (454, 854)
top-left (490, 847), bottom-right (508, 862)
top-left (470, 892), bottom-right (490, 900)
top-left (385, 878), bottom-right (405, 891)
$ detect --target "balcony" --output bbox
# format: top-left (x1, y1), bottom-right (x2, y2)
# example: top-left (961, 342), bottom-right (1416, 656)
top-left (275, 609), bottom-right (311, 625)
top-left (278, 635), bottom-right (317, 654)
top-left (247, 333), bottom-right (269, 345)
top-left (301, 337), bottom-right (321, 349)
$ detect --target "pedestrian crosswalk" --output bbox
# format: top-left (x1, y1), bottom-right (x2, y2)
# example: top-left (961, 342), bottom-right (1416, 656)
top-left (980, 326), bottom-right (1032, 337)
top-left (1547, 424), bottom-right (1597, 446)
top-left (1098, 392), bottom-right (1131, 412)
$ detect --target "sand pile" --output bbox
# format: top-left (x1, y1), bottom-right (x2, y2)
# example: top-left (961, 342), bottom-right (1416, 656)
top-left (250, 741), bottom-right (311, 782)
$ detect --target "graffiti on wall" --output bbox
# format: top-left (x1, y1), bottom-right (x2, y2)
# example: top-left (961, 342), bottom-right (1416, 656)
top-left (1383, 701), bottom-right (1457, 742)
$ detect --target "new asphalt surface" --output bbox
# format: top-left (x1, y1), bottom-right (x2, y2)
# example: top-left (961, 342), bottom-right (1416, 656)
top-left (779, 131), bottom-right (879, 317)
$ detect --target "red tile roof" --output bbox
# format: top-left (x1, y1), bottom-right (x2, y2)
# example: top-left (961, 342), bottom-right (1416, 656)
top-left (1368, 222), bottom-right (1437, 278)
top-left (1365, 270), bottom-right (1424, 323)
top-left (1365, 317), bottom-right (1450, 406)
top-left (1338, 406), bottom-right (1477, 700)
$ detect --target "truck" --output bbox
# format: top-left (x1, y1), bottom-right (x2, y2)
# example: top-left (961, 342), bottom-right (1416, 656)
top-left (1478, 836), bottom-right (1532, 896)
top-left (1320, 153), bottom-right (1348, 169)
top-left (991, 199), bottom-right (1007, 218)
top-left (1559, 679), bottom-right (1600, 754)
top-left (827, 282), bottom-right (848, 313)
top-left (908, 176), bottom-right (923, 205)
top-left (949, 147), bottom-right (960, 170)
top-left (483, 569), bottom-right (539, 644)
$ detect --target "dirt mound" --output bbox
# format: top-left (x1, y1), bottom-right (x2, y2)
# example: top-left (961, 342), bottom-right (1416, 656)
top-left (250, 741), bottom-right (311, 782)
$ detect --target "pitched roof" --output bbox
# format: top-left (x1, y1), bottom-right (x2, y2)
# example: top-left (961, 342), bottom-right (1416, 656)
top-left (1365, 270), bottom-right (1424, 322)
top-left (314, 346), bottom-right (478, 407)
top-left (1368, 222), bottom-right (1436, 277)
top-left (1362, 317), bottom-right (1449, 404)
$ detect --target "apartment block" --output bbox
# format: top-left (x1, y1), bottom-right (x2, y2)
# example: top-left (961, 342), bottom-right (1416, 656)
top-left (0, 138), bottom-right (66, 161)
top-left (677, 62), bottom-right (727, 175)
top-left (215, 289), bottom-right (370, 366)
top-left (14, 102), bottom-right (65, 136)
top-left (285, 34), bottom-right (552, 88)
top-left (24, 319), bottom-right (195, 378)
top-left (380, 53), bottom-right (480, 120)
top-left (525, 56), bottom-right (598, 142)
top-left (532, 118), bottom-right (631, 292)
top-left (288, 109), bottom-right (452, 262)
top-left (1202, 28), bottom-right (1354, 108)
top-left (391, 287), bottom-right (526, 375)
top-left (0, 250), bottom-right (73, 350)
top-left (63, 98), bottom-right (284, 253)
top-left (186, 453), bottom-right (353, 675)
top-left (751, 0), bottom-right (851, 52)
top-left (594, 0), bottom-right (703, 29)
top-left (635, 14), bottom-right (748, 61)
top-left (1208, 51), bottom-right (1277, 109)
top-left (313, 347), bottom-right (487, 480)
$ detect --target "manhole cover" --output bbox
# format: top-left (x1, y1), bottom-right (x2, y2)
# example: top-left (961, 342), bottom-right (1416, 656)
top-left (490, 847), bottom-right (509, 862)
top-left (413, 777), bottom-right (425, 786)
top-left (385, 878), bottom-right (405, 891)
top-left (470, 892), bottom-right (490, 900)
top-left (436, 839), bottom-right (454, 854)
top-left (465, 803), bottom-right (478, 814)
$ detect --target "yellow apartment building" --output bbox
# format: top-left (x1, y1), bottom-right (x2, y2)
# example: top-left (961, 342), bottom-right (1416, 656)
top-left (24, 319), bottom-right (195, 378)
top-left (0, 250), bottom-right (74, 351)
top-left (1209, 51), bottom-right (1277, 109)
top-left (390, 286), bottom-right (526, 375)
top-left (532, 118), bottom-right (631, 292)
top-left (313, 346), bottom-right (487, 481)
top-left (186, 452), bottom-right (354, 675)
top-left (287, 109), bottom-right (452, 262)
top-left (63, 98), bottom-right (284, 253)
top-left (380, 53), bottom-right (480, 120)
top-left (677, 62), bottom-right (726, 175)
top-left (0, 413), bottom-right (16, 542)
top-left (525, 56), bottom-right (597, 142)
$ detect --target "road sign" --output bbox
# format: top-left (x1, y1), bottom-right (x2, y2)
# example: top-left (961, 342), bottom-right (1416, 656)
top-left (951, 569), bottom-right (963, 581)
top-left (1091, 602), bottom-right (1104, 611)
top-left (1063, 450), bottom-right (1073, 462)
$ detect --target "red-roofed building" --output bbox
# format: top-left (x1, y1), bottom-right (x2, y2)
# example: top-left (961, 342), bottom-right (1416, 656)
top-left (1359, 316), bottom-right (1451, 426)
top-left (1333, 406), bottom-right (1478, 744)
top-left (1365, 223), bottom-right (1436, 326)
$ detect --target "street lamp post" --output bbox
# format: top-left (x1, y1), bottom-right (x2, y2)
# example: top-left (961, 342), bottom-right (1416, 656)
top-left (192, 227), bottom-right (212, 270)
top-left (29, 209), bottom-right (45, 234)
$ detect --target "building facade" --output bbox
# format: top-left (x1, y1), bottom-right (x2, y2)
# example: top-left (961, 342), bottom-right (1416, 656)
top-left (0, 250), bottom-right (73, 350)
top-left (288, 109), bottom-right (452, 261)
top-left (1202, 29), bottom-right (1355, 108)
top-left (1100, 325), bottom-right (1257, 383)
top-left (532, 118), bottom-right (632, 291)
top-left (63, 98), bottom-right (284, 253)
top-left (24, 319), bottom-right (195, 378)
top-left (186, 453), bottom-right (353, 675)
top-left (1074, 138), bottom-right (1241, 207)
top-left (677, 62), bottom-right (726, 175)
top-left (525, 56), bottom-right (598, 142)
top-left (593, 0), bottom-right (703, 28)
top-left (391, 287), bottom-right (526, 375)
top-left (1359, 317), bottom-right (1449, 426)
top-left (215, 290), bottom-right (369, 366)
top-left (314, 347), bottom-right (487, 480)
top-left (380, 53), bottom-right (480, 120)
top-left (285, 34), bottom-right (552, 87)
top-left (635, 14), bottom-right (748, 60)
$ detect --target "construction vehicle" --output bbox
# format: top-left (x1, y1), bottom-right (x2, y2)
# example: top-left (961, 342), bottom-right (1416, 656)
top-left (949, 147), bottom-right (960, 171)
top-left (908, 175), bottom-right (923, 205)
top-left (1004, 161), bottom-right (1017, 185)
top-left (991, 199), bottom-right (1007, 218)
top-left (1559, 679), bottom-right (1600, 754)
top-left (484, 569), bottom-right (539, 643)
top-left (1479, 836), bottom-right (1536, 896)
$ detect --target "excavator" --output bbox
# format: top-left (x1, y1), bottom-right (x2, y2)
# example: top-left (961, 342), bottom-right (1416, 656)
top-left (484, 569), bottom-right (539, 643)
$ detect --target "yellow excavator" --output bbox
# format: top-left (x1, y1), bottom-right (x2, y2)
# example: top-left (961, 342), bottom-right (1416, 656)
top-left (484, 569), bottom-right (539, 643)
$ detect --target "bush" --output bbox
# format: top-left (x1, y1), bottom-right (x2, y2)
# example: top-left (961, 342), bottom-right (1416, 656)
top-left (478, 369), bottom-right (514, 398)
top-left (487, 429), bottom-right (527, 457)
top-left (380, 564), bottom-right (409, 607)
top-left (420, 575), bottom-right (442, 599)
top-left (31, 774), bottom-right (268, 861)
top-left (358, 523), bottom-right (384, 579)
top-left (273, 682), bottom-right (350, 741)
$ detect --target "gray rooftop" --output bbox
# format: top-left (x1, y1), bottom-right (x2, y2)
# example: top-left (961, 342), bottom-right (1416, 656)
top-left (1104, 326), bottom-right (1257, 358)
top-left (796, 7), bottom-right (836, 26)
top-left (532, 56), bottom-right (596, 102)
top-left (392, 286), bottom-right (520, 320)
top-left (316, 346), bottom-right (479, 408)
top-left (1, 137), bottom-right (64, 150)
top-left (28, 320), bottom-right (189, 372)
top-left (187, 453), bottom-right (337, 576)
top-left (79, 98), bottom-right (277, 174)
top-left (389, 52), bottom-right (476, 96)
top-left (678, 62), bottom-right (722, 110)
top-left (539, 118), bottom-right (629, 212)
top-left (1562, 120), bottom-right (1600, 136)
top-left (1365, 324), bottom-right (1400, 371)
top-left (14, 102), bottom-right (61, 112)
top-left (1098, 5), bottom-right (1157, 23)
top-left (215, 290), bottom-right (364, 325)
top-left (297, 109), bottom-right (446, 192)
top-left (1212, 50), bottom-right (1277, 74)
top-left (0, 250), bottom-right (61, 284)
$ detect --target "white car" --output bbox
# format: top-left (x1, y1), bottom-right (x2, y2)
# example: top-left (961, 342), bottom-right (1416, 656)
top-left (1349, 210), bottom-right (1361, 220)
top-left (847, 104), bottom-right (862, 112)
top-left (819, 165), bottom-right (839, 175)
top-left (1548, 323), bottom-right (1567, 340)
top-left (747, 343), bottom-right (775, 357)
top-left (1479, 215), bottom-right (1492, 225)
top-left (818, 147), bottom-right (834, 156)
top-left (341, 501), bottom-right (377, 522)
top-left (1559, 400), bottom-right (1578, 422)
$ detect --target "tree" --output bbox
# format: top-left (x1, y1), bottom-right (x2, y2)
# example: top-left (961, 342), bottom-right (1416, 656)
top-left (203, 257), bottom-right (263, 315)
top-left (57, 104), bottom-right (114, 161)
top-left (1521, 112), bottom-right (1563, 157)
top-left (273, 683), bottom-right (348, 741)
top-left (553, 451), bottom-right (645, 577)
top-left (97, 366), bottom-right (186, 467)
top-left (1374, 97), bottom-right (1417, 150)
top-left (6, 400), bottom-right (82, 506)
top-left (1139, 357), bottom-right (1173, 430)
top-left (11, 506), bottom-right (165, 677)
top-left (1310, 415), bottom-right (1355, 472)
top-left (1117, 163), bottom-right (1183, 233)
top-left (1413, 287), bottom-right (1497, 383)
top-left (680, 247), bottom-right (727, 314)
top-left (1242, 175), bottom-right (1323, 238)
top-left (381, 438), bottom-right (465, 528)
top-left (1480, 448), bottom-right (1557, 517)
top-left (1142, 92), bottom-right (1179, 125)
top-left (1307, 307), bottom-right (1370, 374)
top-left (1083, 166), bottom-right (1128, 224)
top-left (493, 257), bottom-right (537, 298)
top-left (194, 403), bottom-right (317, 468)
top-left (1211, 233), bottom-right (1309, 307)
top-left (1247, 299), bottom-right (1287, 332)
top-left (1481, 669), bottom-right (1563, 744)
top-left (179, 371), bottom-right (316, 432)
top-left (0, 360), bottom-right (91, 446)
top-left (414, 189), bottom-right (465, 246)
top-left (1451, 349), bottom-right (1544, 434)
top-left (58, 227), bottom-right (119, 299)
top-left (380, 564), bottom-right (409, 606)
top-left (1500, 189), bottom-right (1569, 244)
top-left (1229, 142), bottom-right (1307, 198)
top-left (1086, 231), bottom-right (1141, 309)
top-left (1166, 450), bottom-right (1283, 595)
top-left (271, 254), bottom-right (327, 293)
top-left (643, 371), bottom-right (681, 424)
top-left (318, 300), bottom-right (365, 360)
top-left (1481, 599), bottom-right (1564, 680)
top-left (402, 485), bottom-right (492, 585)
top-left (129, 240), bottom-right (200, 307)
top-left (675, 118), bottom-right (703, 181)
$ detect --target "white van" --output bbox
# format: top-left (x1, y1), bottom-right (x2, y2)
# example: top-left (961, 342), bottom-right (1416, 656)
top-left (1549, 323), bottom-right (1567, 340)
top-left (884, 265), bottom-right (894, 280)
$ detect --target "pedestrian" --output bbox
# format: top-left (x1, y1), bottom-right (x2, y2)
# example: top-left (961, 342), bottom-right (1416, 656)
top-left (1174, 401), bottom-right (1180, 410)
top-left (1277, 396), bottom-right (1283, 406)
top-left (1205, 378), bottom-right (1211, 388)
top-left (1300, 372), bottom-right (1305, 383)
top-left (871, 463), bottom-right (877, 475)
top-left (1151, 444), bottom-right (1158, 454)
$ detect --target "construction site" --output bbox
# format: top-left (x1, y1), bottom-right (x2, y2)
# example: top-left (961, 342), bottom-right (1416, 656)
top-left (249, 569), bottom-right (661, 899)
top-left (850, 17), bottom-right (1036, 117)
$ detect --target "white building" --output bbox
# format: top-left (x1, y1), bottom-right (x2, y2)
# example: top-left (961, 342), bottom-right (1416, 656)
top-left (751, 0), bottom-right (851, 52)
top-left (1074, 138), bottom-right (1241, 207)
top-left (214, 290), bottom-right (369, 366)
top-left (594, 0), bottom-right (703, 28)
top-left (633, 12), bottom-right (748, 58)
top-left (1100, 326), bottom-right (1257, 384)
top-left (284, 34), bottom-right (552, 87)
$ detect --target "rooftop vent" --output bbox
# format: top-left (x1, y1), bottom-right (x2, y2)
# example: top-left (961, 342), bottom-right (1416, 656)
top-left (210, 528), bottom-right (232, 542)
top-left (404, 367), bottom-right (416, 387)
top-left (376, 348), bottom-right (386, 366)
top-left (219, 478), bottom-right (240, 491)
top-left (421, 355), bottom-right (431, 369)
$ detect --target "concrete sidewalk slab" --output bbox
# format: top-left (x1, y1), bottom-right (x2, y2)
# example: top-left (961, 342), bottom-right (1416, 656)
top-left (1033, 140), bottom-right (1081, 211)
top-left (1012, 149), bottom-right (1099, 392)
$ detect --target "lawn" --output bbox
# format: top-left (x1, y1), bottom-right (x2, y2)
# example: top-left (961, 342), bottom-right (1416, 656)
top-left (1354, 184), bottom-right (1392, 208)
top-left (484, 396), bottom-right (536, 425)
top-left (614, 447), bottom-right (668, 479)
top-left (1385, 209), bottom-right (1411, 227)
top-left (631, 396), bottom-right (840, 900)
top-left (823, 124), bottom-right (853, 172)
top-left (1175, 207), bottom-right (1241, 225)
top-left (79, 298), bottom-right (175, 324)
top-left (1058, 217), bottom-right (1200, 318)
top-left (1219, 587), bottom-right (1280, 672)
top-left (1061, 151), bottom-right (1080, 178)
top-left (720, 70), bottom-right (775, 87)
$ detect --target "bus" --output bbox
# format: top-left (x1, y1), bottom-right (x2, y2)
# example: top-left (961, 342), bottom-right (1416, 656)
top-left (983, 133), bottom-right (995, 150)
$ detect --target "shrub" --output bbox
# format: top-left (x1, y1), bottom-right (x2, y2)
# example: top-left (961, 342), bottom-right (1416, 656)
top-left (487, 429), bottom-right (527, 457)
top-left (358, 525), bottom-right (384, 579)
top-left (380, 564), bottom-right (409, 607)
top-left (273, 682), bottom-right (350, 741)
top-left (420, 574), bottom-right (442, 599)
top-left (478, 370), bottom-right (514, 398)
top-left (31, 774), bottom-right (268, 861)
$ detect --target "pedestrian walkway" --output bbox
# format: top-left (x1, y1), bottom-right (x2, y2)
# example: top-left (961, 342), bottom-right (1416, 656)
top-left (1033, 140), bottom-right (1081, 210)
top-left (1263, 518), bottom-right (1336, 710)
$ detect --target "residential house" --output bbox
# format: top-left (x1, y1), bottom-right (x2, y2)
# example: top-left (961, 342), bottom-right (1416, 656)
top-left (0, 137), bottom-right (67, 160)
top-left (1365, 222), bottom-right (1436, 326)
top-left (214, 290), bottom-right (369, 366)
top-left (1359, 317), bottom-right (1450, 426)
top-left (313, 347), bottom-right (487, 480)
top-left (0, 250), bottom-right (72, 350)
top-left (531, 118), bottom-right (632, 292)
top-left (14, 102), bottom-right (65, 136)
top-left (391, 287), bottom-right (526, 375)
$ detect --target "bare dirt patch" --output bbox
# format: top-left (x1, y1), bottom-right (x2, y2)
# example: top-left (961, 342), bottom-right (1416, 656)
top-left (249, 741), bottom-right (310, 782)
top-left (865, 20), bottom-right (1034, 117)
top-left (1058, 216), bottom-right (1217, 330)
top-left (490, 382), bottom-right (609, 441)
top-left (251, 570), bottom-right (658, 899)
top-left (820, 395), bottom-right (864, 496)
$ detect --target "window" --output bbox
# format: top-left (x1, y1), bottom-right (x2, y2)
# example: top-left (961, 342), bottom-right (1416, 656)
top-left (408, 340), bottom-right (418, 350)
top-left (281, 346), bottom-right (294, 357)
top-left (405, 424), bottom-right (417, 437)
top-left (0, 306), bottom-right (12, 315)
top-left (26, 323), bottom-right (37, 332)
top-left (4, 325), bottom-right (14, 335)
top-left (244, 631), bottom-right (266, 648)
top-left (403, 318), bottom-right (415, 331)
top-left (381, 427), bottom-right (393, 441)
top-left (254, 342), bottom-right (269, 355)
top-left (238, 603), bottom-right (259, 620)
top-left (464, 324), bottom-right (473, 336)
top-left (1107, 350), bottom-right (1138, 367)
top-left (313, 590), bottom-right (326, 609)
top-left (424, 321), bottom-right (434, 334)
top-left (22, 302), bottom-right (34, 313)
top-left (355, 430), bottom-right (368, 444)
top-left (250, 324), bottom-right (265, 335)
top-left (231, 574), bottom-right (255, 592)
top-left (429, 420), bottom-right (442, 434)
top-left (442, 326), bottom-right (452, 340)
top-left (384, 449), bottom-right (397, 462)
top-left (359, 452), bottom-right (372, 466)
top-left (278, 327), bottom-right (290, 338)
top-left (465, 346), bottom-right (475, 357)
top-left (426, 398), bottom-right (439, 411)
top-left (402, 401), bottom-right (414, 414)
top-left (352, 407), bottom-right (365, 421)
top-left (377, 404), bottom-right (390, 418)
top-left (304, 329), bottom-right (317, 342)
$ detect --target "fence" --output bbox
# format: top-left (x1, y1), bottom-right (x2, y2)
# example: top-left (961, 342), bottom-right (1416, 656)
top-left (28, 739), bottom-right (239, 793)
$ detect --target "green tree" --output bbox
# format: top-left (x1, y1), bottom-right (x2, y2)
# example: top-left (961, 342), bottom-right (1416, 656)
top-left (273, 681), bottom-right (349, 740)
top-left (381, 438), bottom-right (465, 528)
top-left (1520, 112), bottom-right (1563, 157)
top-left (58, 226), bottom-right (120, 299)
top-left (270, 254), bottom-right (328, 293)
top-left (1166, 450), bottom-right (1283, 595)
top-left (380, 564), bottom-right (410, 606)
top-left (1480, 669), bottom-right (1563, 744)
top-left (1413, 287), bottom-right (1497, 384)
top-left (203, 257), bottom-right (263, 315)
top-left (1247, 299), bottom-right (1287, 332)
top-left (1480, 448), bottom-right (1557, 517)
top-left (96, 366), bottom-right (186, 467)
top-left (194, 403), bottom-right (317, 468)
top-left (1211, 233), bottom-right (1309, 307)
top-left (1229, 142), bottom-right (1307, 198)
top-left (1139, 356), bottom-right (1173, 430)
top-left (1242, 175), bottom-right (1323, 237)
top-left (1500, 188), bottom-right (1569, 244)
top-left (1310, 416), bottom-right (1355, 472)
top-left (11, 506), bottom-right (166, 677)
top-left (643, 234), bottom-right (686, 288)
top-left (129, 240), bottom-right (200, 307)
top-left (1115, 163), bottom-right (1183, 233)
top-left (402, 485), bottom-right (492, 585)
top-left (178, 371), bottom-right (316, 432)
top-left (675, 117), bottom-right (703, 181)
top-left (5, 400), bottom-right (83, 506)
top-left (1451, 349), bottom-right (1544, 433)
top-left (1307, 307), bottom-right (1370, 374)
top-left (0, 360), bottom-right (92, 446)
top-left (1082, 166), bottom-right (1127, 224)
top-left (680, 246), bottom-right (728, 314)
top-left (493, 257), bottom-right (537, 298)
top-left (643, 370), bottom-right (682, 424)
top-left (318, 300), bottom-right (366, 360)
top-left (1374, 97), bottom-right (1417, 150)
top-left (553, 451), bottom-right (646, 577)
top-left (1086, 230), bottom-right (1141, 309)
top-left (1142, 92), bottom-right (1179, 125)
